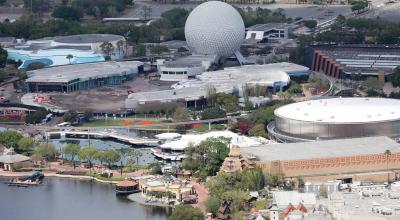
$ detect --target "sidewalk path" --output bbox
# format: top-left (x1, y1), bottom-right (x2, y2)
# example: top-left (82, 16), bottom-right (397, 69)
top-left (191, 180), bottom-right (208, 211)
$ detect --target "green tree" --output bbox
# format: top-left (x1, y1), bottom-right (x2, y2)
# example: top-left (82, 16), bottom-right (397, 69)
top-left (390, 67), bottom-right (400, 88)
top-left (160, 8), bottom-right (189, 28)
top-left (248, 123), bottom-right (266, 137)
top-left (63, 110), bottom-right (78, 123)
top-left (0, 46), bottom-right (7, 68)
top-left (66, 54), bottom-right (74, 64)
top-left (120, 148), bottom-right (142, 167)
top-left (35, 143), bottom-right (57, 162)
top-left (148, 162), bottom-right (162, 174)
top-left (201, 107), bottom-right (227, 120)
top-left (94, 150), bottom-right (107, 165)
top-left (303, 20), bottom-right (317, 29)
top-left (78, 146), bottom-right (98, 171)
top-left (182, 138), bottom-right (230, 180)
top-left (239, 168), bottom-right (266, 191)
top-left (351, 0), bottom-right (368, 13)
top-left (0, 130), bottom-right (23, 149)
top-left (52, 6), bottom-right (84, 21)
top-left (116, 40), bottom-right (124, 58)
top-left (17, 137), bottom-right (36, 156)
top-left (100, 42), bottom-right (114, 60)
top-left (205, 196), bottom-right (220, 216)
top-left (133, 44), bottom-right (146, 57)
top-left (25, 109), bottom-right (48, 124)
top-left (172, 107), bottom-right (190, 122)
top-left (150, 45), bottom-right (169, 55)
top-left (83, 111), bottom-right (93, 121)
top-left (63, 143), bottom-right (81, 169)
top-left (363, 77), bottom-right (384, 91)
top-left (103, 149), bottom-right (121, 169)
top-left (222, 190), bottom-right (251, 212)
top-left (206, 85), bottom-right (217, 107)
top-left (216, 93), bottom-right (239, 112)
top-left (169, 205), bottom-right (204, 220)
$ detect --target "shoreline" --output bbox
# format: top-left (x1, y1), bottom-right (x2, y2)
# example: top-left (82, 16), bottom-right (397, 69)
top-left (0, 172), bottom-right (120, 184)
top-left (127, 193), bottom-right (173, 208)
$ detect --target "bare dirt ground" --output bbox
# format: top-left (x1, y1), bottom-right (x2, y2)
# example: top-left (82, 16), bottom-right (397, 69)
top-left (50, 77), bottom-right (174, 113)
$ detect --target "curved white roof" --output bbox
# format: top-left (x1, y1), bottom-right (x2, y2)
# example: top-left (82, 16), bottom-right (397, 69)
top-left (275, 97), bottom-right (400, 123)
top-left (155, 133), bottom-right (182, 140)
top-left (160, 130), bottom-right (271, 151)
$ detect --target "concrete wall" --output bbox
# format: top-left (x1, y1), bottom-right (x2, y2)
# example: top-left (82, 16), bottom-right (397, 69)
top-left (258, 152), bottom-right (400, 182)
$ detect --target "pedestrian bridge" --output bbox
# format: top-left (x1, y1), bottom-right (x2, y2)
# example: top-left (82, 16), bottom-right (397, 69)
top-left (46, 130), bottom-right (160, 147)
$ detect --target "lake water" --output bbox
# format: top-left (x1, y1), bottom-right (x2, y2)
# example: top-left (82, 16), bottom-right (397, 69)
top-left (0, 177), bottom-right (170, 220)
top-left (51, 139), bottom-right (158, 166)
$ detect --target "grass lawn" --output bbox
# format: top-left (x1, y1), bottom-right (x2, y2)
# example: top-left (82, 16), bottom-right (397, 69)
top-left (81, 118), bottom-right (162, 127)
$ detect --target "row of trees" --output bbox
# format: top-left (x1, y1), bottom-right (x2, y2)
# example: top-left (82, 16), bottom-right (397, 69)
top-left (0, 7), bottom-right (188, 44)
top-left (0, 130), bottom-right (142, 172)
top-left (22, 0), bottom-right (132, 18)
top-left (290, 16), bottom-right (400, 65)
top-left (237, 7), bottom-right (288, 27)
top-left (63, 144), bottom-right (142, 172)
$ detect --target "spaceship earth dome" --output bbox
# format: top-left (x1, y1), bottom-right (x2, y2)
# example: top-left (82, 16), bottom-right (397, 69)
top-left (184, 1), bottom-right (245, 58)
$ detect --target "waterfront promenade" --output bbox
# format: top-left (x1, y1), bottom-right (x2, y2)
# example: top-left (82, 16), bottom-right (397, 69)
top-left (46, 130), bottom-right (160, 146)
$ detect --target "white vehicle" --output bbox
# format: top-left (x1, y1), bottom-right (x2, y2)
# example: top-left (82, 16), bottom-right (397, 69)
top-left (57, 122), bottom-right (71, 127)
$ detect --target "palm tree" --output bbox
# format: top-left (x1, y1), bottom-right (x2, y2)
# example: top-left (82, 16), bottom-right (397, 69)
top-left (66, 54), bottom-right (73, 64)
top-left (116, 40), bottom-right (124, 59)
top-left (100, 42), bottom-right (114, 60)
top-left (385, 149), bottom-right (392, 184)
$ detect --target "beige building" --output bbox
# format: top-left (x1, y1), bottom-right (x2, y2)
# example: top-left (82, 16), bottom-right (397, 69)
top-left (0, 147), bottom-right (30, 171)
top-left (240, 136), bottom-right (400, 182)
top-left (220, 146), bottom-right (256, 173)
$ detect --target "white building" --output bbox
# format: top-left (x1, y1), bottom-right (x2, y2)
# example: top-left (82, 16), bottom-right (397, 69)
top-left (151, 130), bottom-right (272, 161)
top-left (158, 55), bottom-right (214, 81)
top-left (273, 191), bottom-right (317, 210)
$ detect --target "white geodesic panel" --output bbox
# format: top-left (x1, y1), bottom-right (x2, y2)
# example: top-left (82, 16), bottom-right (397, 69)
top-left (184, 1), bottom-right (245, 58)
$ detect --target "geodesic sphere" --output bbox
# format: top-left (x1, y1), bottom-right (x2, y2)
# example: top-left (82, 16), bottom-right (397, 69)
top-left (184, 1), bottom-right (245, 58)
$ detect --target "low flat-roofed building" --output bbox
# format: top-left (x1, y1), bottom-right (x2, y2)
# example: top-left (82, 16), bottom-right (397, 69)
top-left (241, 136), bottom-right (400, 181)
top-left (158, 54), bottom-right (215, 81)
top-left (126, 62), bottom-right (308, 109)
top-left (245, 23), bottom-right (290, 43)
top-left (26, 61), bottom-right (143, 93)
top-left (326, 191), bottom-right (400, 220)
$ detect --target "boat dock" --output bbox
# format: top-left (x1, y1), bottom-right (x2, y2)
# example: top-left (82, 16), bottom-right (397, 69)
top-left (46, 130), bottom-right (160, 147)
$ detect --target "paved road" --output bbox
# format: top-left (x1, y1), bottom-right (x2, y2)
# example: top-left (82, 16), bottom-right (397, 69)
top-left (124, 1), bottom-right (351, 24)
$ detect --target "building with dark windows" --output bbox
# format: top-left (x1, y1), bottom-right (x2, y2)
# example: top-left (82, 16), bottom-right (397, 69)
top-left (245, 23), bottom-right (290, 43)
top-left (26, 61), bottom-right (143, 93)
top-left (305, 44), bottom-right (400, 80)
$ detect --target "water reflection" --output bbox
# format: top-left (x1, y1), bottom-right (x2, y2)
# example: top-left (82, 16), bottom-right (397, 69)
top-left (50, 139), bottom-right (158, 166)
top-left (0, 177), bottom-right (169, 220)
